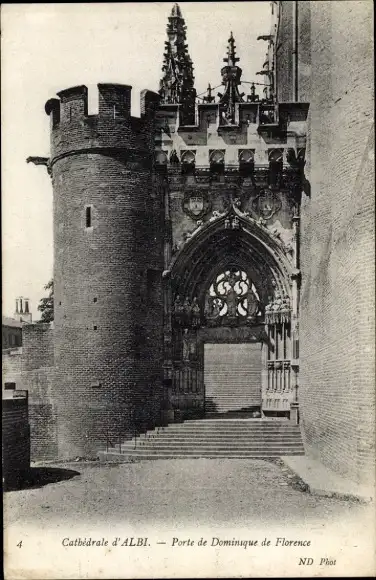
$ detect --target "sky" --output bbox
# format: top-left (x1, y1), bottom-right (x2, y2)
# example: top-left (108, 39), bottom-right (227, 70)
top-left (2, 1), bottom-right (271, 319)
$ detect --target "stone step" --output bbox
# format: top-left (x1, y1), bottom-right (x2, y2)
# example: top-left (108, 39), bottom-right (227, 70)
top-left (158, 426), bottom-right (299, 433)
top-left (121, 440), bottom-right (302, 448)
top-left (167, 424), bottom-right (299, 427)
top-left (180, 419), bottom-right (290, 424)
top-left (147, 431), bottom-right (301, 437)
top-left (115, 446), bottom-right (304, 453)
top-left (97, 418), bottom-right (304, 461)
top-left (100, 450), bottom-right (305, 460)
top-left (205, 395), bottom-right (260, 398)
top-left (143, 430), bottom-right (301, 437)
top-left (125, 429), bottom-right (300, 436)
top-left (146, 421), bottom-right (295, 426)
top-left (139, 438), bottom-right (302, 445)
top-left (113, 440), bottom-right (304, 449)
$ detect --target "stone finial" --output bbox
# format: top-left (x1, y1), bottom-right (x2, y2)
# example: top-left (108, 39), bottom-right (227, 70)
top-left (159, 2), bottom-right (196, 124)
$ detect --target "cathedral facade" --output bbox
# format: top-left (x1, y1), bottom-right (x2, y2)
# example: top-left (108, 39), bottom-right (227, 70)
top-left (23, 2), bottom-right (374, 490)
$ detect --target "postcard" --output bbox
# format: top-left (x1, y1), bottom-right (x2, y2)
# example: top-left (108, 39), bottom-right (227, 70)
top-left (2, 2), bottom-right (375, 578)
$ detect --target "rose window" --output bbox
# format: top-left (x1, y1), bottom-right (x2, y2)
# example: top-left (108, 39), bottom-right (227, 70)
top-left (204, 268), bottom-right (261, 321)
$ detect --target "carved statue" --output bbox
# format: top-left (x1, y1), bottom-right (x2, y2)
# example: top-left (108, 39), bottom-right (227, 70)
top-left (212, 299), bottom-right (221, 318)
top-left (283, 241), bottom-right (294, 255)
top-left (204, 295), bottom-right (212, 318)
top-left (272, 291), bottom-right (282, 311)
top-left (174, 295), bottom-right (184, 315)
top-left (191, 297), bottom-right (201, 328)
top-left (282, 294), bottom-right (291, 310)
top-left (170, 150), bottom-right (180, 164)
top-left (182, 297), bottom-right (191, 326)
top-left (246, 289), bottom-right (258, 318)
top-left (182, 329), bottom-right (190, 361)
top-left (232, 216), bottom-right (240, 229)
top-left (227, 287), bottom-right (238, 318)
top-left (280, 294), bottom-right (291, 323)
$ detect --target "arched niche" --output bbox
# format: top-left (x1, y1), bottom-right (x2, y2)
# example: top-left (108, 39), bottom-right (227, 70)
top-left (165, 210), bottom-right (297, 421)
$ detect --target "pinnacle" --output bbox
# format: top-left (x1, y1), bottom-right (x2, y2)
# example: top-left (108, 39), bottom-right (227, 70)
top-left (171, 3), bottom-right (182, 18)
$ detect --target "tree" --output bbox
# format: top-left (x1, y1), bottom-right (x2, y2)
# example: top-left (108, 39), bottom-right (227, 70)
top-left (38, 279), bottom-right (54, 323)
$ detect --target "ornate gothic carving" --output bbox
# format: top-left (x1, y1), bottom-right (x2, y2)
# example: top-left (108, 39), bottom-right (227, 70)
top-left (182, 189), bottom-right (211, 220)
top-left (159, 4), bottom-right (196, 124)
top-left (217, 33), bottom-right (245, 124)
top-left (205, 268), bottom-right (261, 327)
top-left (181, 150), bottom-right (196, 165)
top-left (169, 149), bottom-right (180, 164)
top-left (238, 149), bottom-right (255, 164)
top-left (265, 291), bottom-right (291, 325)
top-left (252, 188), bottom-right (282, 221)
top-left (173, 295), bottom-right (201, 328)
top-left (224, 215), bottom-right (240, 230)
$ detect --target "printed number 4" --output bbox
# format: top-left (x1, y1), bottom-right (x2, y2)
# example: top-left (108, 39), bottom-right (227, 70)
top-left (17, 541), bottom-right (22, 548)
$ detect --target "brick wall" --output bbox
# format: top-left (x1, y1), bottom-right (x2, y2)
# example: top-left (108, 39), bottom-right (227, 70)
top-left (2, 348), bottom-right (22, 390)
top-left (275, 1), bottom-right (311, 103)
top-left (275, 1), bottom-right (294, 102)
top-left (297, 1), bottom-right (311, 103)
top-left (47, 86), bottom-right (164, 459)
top-left (21, 323), bottom-right (56, 459)
top-left (2, 394), bottom-right (30, 489)
top-left (299, 0), bottom-right (374, 485)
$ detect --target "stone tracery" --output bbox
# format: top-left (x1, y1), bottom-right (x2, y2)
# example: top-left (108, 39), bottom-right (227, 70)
top-left (205, 267), bottom-right (261, 324)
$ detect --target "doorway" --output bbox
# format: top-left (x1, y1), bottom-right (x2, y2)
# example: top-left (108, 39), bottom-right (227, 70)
top-left (204, 343), bottom-right (262, 416)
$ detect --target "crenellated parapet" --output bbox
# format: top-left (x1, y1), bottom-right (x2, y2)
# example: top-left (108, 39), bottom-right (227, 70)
top-left (155, 100), bottom-right (308, 141)
top-left (45, 84), bottom-right (160, 168)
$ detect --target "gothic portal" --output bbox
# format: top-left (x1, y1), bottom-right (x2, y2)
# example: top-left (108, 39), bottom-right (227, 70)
top-left (28, 3), bottom-right (308, 458)
top-left (156, 6), bottom-right (307, 421)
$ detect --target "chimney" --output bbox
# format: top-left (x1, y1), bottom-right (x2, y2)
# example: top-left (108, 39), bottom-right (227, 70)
top-left (15, 296), bottom-right (32, 323)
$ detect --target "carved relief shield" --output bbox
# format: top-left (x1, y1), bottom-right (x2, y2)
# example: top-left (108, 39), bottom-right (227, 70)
top-left (189, 196), bottom-right (204, 216)
top-left (183, 190), bottom-right (211, 220)
top-left (252, 189), bottom-right (282, 221)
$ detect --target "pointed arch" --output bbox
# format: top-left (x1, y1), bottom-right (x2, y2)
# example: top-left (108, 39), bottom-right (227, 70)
top-left (170, 210), bottom-right (294, 312)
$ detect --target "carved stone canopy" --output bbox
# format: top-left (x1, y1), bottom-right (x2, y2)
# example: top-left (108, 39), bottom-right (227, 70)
top-left (265, 291), bottom-right (291, 325)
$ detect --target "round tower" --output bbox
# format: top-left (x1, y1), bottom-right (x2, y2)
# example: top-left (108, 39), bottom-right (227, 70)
top-left (45, 84), bottom-right (164, 458)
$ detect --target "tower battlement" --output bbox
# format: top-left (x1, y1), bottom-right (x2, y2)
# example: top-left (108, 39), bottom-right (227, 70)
top-left (45, 84), bottom-right (160, 164)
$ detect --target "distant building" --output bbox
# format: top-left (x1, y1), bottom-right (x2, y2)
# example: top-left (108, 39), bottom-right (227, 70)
top-left (2, 297), bottom-right (32, 350)
top-left (2, 317), bottom-right (23, 350)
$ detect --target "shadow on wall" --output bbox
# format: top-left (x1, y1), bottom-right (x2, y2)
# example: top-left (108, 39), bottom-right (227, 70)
top-left (204, 398), bottom-right (261, 417)
top-left (303, 176), bottom-right (311, 198)
top-left (4, 467), bottom-right (80, 492)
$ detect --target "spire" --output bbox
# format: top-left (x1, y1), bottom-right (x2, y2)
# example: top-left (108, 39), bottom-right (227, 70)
top-left (159, 3), bottom-right (196, 124)
top-left (224, 32), bottom-right (240, 67)
top-left (218, 33), bottom-right (245, 124)
top-left (171, 2), bottom-right (182, 18)
top-left (203, 83), bottom-right (215, 103)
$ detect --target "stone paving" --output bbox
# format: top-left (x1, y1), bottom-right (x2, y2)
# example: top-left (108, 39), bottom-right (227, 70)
top-left (5, 458), bottom-right (375, 578)
top-left (5, 458), bottom-right (372, 529)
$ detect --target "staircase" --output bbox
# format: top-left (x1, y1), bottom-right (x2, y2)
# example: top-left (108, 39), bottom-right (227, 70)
top-left (204, 344), bottom-right (262, 413)
top-left (98, 419), bottom-right (305, 461)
